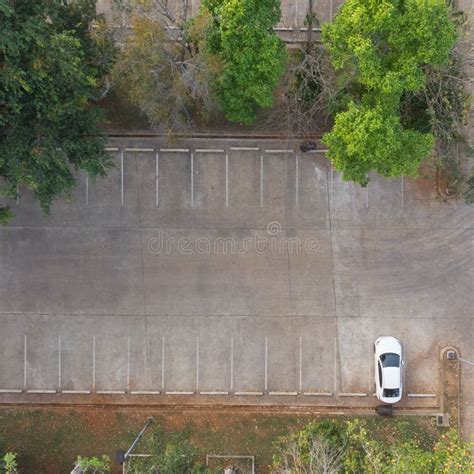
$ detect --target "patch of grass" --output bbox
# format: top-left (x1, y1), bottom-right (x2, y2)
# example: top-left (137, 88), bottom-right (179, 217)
top-left (0, 408), bottom-right (441, 473)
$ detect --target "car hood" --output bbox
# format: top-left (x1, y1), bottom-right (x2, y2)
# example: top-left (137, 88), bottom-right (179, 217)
top-left (376, 337), bottom-right (401, 355)
top-left (384, 367), bottom-right (401, 389)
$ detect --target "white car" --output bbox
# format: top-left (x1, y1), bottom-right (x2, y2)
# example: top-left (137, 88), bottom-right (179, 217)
top-left (374, 336), bottom-right (404, 404)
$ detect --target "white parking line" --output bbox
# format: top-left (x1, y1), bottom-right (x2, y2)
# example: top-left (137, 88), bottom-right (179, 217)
top-left (124, 148), bottom-right (153, 152)
top-left (85, 175), bottom-right (89, 207)
top-left (260, 155), bottom-right (264, 208)
top-left (230, 147), bottom-right (259, 151)
top-left (191, 153), bottom-right (194, 207)
top-left (200, 391), bottom-right (229, 395)
top-left (58, 335), bottom-right (61, 390)
top-left (407, 393), bottom-right (437, 398)
top-left (303, 392), bottom-right (333, 397)
top-left (62, 390), bottom-right (91, 394)
top-left (401, 176), bottom-right (405, 208)
top-left (365, 183), bottom-right (369, 209)
top-left (155, 153), bottom-right (159, 207)
top-left (338, 392), bottom-right (368, 397)
top-left (120, 151), bottom-right (124, 207)
top-left (27, 390), bottom-right (56, 394)
top-left (105, 147), bottom-right (119, 152)
top-left (294, 0), bottom-right (298, 26)
top-left (273, 26), bottom-right (294, 31)
top-left (166, 391), bottom-right (194, 395)
top-left (295, 155), bottom-right (299, 208)
top-left (265, 149), bottom-right (294, 154)
top-left (196, 335), bottom-right (200, 390)
top-left (195, 149), bottom-right (225, 153)
top-left (225, 154), bottom-right (229, 208)
top-left (235, 391), bottom-right (264, 396)
top-left (92, 336), bottom-right (96, 390)
top-left (23, 335), bottom-right (27, 389)
top-left (0, 389), bottom-right (22, 394)
top-left (269, 391), bottom-right (298, 396)
top-left (131, 390), bottom-right (161, 395)
top-left (333, 337), bottom-right (337, 393)
top-left (265, 337), bottom-right (268, 391)
top-left (161, 336), bottom-right (165, 390)
top-left (127, 336), bottom-right (131, 391)
top-left (97, 390), bottom-right (126, 395)
top-left (299, 337), bottom-right (302, 391)
top-left (160, 148), bottom-right (189, 153)
top-left (230, 336), bottom-right (234, 391)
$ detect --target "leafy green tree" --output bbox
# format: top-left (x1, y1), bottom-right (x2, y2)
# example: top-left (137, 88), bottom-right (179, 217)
top-left (1, 452), bottom-right (18, 474)
top-left (321, 0), bottom-right (457, 184)
top-left (323, 99), bottom-right (434, 186)
top-left (322, 0), bottom-right (456, 95)
top-left (201, 0), bottom-right (287, 124)
top-left (0, 0), bottom-right (115, 223)
top-left (74, 455), bottom-right (110, 473)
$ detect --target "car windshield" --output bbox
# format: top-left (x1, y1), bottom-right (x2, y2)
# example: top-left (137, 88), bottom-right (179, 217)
top-left (380, 353), bottom-right (400, 368)
top-left (383, 388), bottom-right (400, 398)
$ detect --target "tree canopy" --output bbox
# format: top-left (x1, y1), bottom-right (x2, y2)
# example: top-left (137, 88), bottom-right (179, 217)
top-left (321, 0), bottom-right (457, 185)
top-left (201, 0), bottom-right (287, 124)
top-left (0, 0), bottom-right (115, 222)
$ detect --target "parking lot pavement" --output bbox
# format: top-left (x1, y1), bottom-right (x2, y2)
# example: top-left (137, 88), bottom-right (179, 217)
top-left (0, 138), bottom-right (472, 427)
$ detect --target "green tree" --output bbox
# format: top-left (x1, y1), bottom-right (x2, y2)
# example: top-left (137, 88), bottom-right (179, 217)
top-left (321, 0), bottom-right (457, 184)
top-left (0, 0), bottom-right (115, 223)
top-left (1, 452), bottom-right (18, 474)
top-left (201, 0), bottom-right (287, 124)
top-left (74, 455), bottom-right (110, 473)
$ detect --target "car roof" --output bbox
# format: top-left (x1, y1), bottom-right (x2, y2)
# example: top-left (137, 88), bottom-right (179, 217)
top-left (383, 367), bottom-right (401, 389)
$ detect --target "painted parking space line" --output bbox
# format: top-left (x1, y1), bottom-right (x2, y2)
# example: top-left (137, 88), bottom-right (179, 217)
top-left (120, 151), bottom-right (124, 207)
top-left (225, 154), bottom-right (229, 207)
top-left (27, 389), bottom-right (57, 394)
top-left (407, 393), bottom-right (437, 398)
top-left (260, 155), bottom-right (264, 208)
top-left (165, 391), bottom-right (195, 395)
top-left (62, 390), bottom-right (91, 394)
top-left (96, 390), bottom-right (126, 395)
top-left (58, 335), bottom-right (61, 390)
top-left (161, 335), bottom-right (165, 390)
top-left (92, 336), bottom-right (96, 391)
top-left (160, 148), bottom-right (189, 153)
top-left (264, 149), bottom-right (294, 154)
top-left (105, 147), bottom-right (119, 152)
top-left (23, 335), bottom-right (27, 390)
top-left (338, 393), bottom-right (368, 397)
top-left (200, 391), bottom-right (229, 396)
top-left (195, 149), bottom-right (225, 153)
top-left (230, 147), bottom-right (259, 151)
top-left (269, 391), bottom-right (298, 396)
top-left (235, 391), bottom-right (264, 396)
top-left (191, 153), bottom-right (194, 207)
top-left (0, 389), bottom-right (22, 394)
top-left (230, 336), bottom-right (234, 391)
top-left (295, 155), bottom-right (299, 208)
top-left (85, 174), bottom-right (89, 206)
top-left (131, 391), bottom-right (161, 395)
top-left (264, 337), bottom-right (268, 391)
top-left (303, 392), bottom-right (333, 397)
top-left (196, 336), bottom-right (199, 391)
top-left (155, 152), bottom-right (159, 207)
top-left (124, 148), bottom-right (154, 152)
top-left (299, 337), bottom-right (302, 391)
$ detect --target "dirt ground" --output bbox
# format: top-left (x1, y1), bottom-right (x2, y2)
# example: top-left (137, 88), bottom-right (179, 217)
top-left (0, 407), bottom-right (440, 473)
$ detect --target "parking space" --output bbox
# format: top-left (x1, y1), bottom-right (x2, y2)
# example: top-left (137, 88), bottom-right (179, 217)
top-left (1, 137), bottom-right (472, 417)
top-left (0, 314), bottom-right (452, 401)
